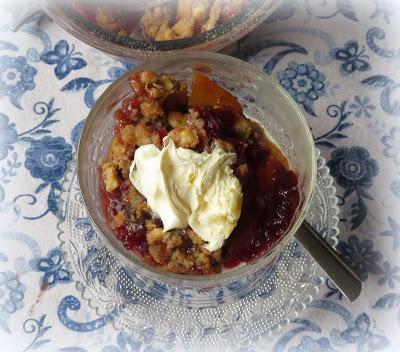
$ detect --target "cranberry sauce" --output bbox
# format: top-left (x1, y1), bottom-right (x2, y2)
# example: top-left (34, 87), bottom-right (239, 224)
top-left (222, 155), bottom-right (300, 264)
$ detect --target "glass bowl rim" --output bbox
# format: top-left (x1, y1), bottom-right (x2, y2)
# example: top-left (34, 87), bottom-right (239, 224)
top-left (39, 0), bottom-right (284, 58)
top-left (77, 51), bottom-right (317, 283)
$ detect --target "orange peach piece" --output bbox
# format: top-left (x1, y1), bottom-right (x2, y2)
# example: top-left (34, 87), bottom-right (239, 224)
top-left (188, 72), bottom-right (242, 113)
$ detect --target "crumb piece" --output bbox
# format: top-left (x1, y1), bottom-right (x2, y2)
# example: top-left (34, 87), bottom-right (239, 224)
top-left (234, 118), bottom-right (252, 139)
top-left (167, 249), bottom-right (194, 272)
top-left (111, 210), bottom-right (125, 229)
top-left (140, 71), bottom-right (158, 84)
top-left (140, 100), bottom-right (165, 122)
top-left (141, 5), bottom-right (173, 39)
top-left (101, 160), bottom-right (121, 192)
top-left (147, 228), bottom-right (170, 264)
top-left (109, 137), bottom-right (131, 162)
top-left (145, 219), bottom-right (158, 231)
top-left (146, 227), bottom-right (164, 244)
top-left (95, 6), bottom-right (121, 32)
top-left (192, 1), bottom-right (210, 23)
top-left (168, 127), bottom-right (199, 148)
top-left (168, 111), bottom-right (188, 128)
top-left (155, 24), bottom-right (176, 41)
top-left (186, 229), bottom-right (204, 246)
top-left (237, 163), bottom-right (248, 178)
top-left (164, 232), bottom-right (184, 251)
top-left (120, 124), bottom-right (136, 146)
top-left (213, 139), bottom-right (235, 153)
top-left (201, 2), bottom-right (221, 32)
top-left (133, 124), bottom-right (152, 146)
top-left (171, 18), bottom-right (194, 38)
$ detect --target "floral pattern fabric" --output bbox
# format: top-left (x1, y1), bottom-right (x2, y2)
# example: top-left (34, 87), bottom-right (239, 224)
top-left (0, 55), bottom-right (37, 108)
top-left (0, 0), bottom-right (399, 351)
top-left (277, 61), bottom-right (326, 116)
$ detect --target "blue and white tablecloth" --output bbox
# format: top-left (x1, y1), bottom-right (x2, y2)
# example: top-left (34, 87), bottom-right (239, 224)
top-left (0, 0), bottom-right (399, 351)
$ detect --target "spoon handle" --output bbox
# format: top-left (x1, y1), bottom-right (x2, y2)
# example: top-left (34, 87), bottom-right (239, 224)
top-left (294, 221), bottom-right (362, 302)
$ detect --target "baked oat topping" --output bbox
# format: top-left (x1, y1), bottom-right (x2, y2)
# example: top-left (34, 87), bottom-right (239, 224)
top-left (65, 0), bottom-right (249, 41)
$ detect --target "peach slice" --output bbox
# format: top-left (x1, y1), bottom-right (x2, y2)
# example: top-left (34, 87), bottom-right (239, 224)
top-left (188, 72), bottom-right (242, 113)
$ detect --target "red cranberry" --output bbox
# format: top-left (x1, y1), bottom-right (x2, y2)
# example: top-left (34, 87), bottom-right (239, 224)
top-left (152, 127), bottom-right (168, 142)
top-left (223, 257), bottom-right (241, 269)
top-left (246, 143), bottom-right (270, 164)
top-left (115, 223), bottom-right (147, 255)
top-left (122, 95), bottom-right (141, 110)
top-left (194, 107), bottom-right (221, 141)
top-left (213, 107), bottom-right (237, 131)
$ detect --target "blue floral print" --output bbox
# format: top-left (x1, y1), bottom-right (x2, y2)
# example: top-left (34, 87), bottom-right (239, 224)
top-left (314, 101), bottom-right (353, 149)
top-left (381, 127), bottom-right (400, 166)
top-left (377, 262), bottom-right (400, 288)
top-left (74, 218), bottom-right (96, 242)
top-left (333, 313), bottom-right (389, 351)
top-left (327, 146), bottom-right (378, 197)
top-left (349, 95), bottom-right (376, 117)
top-left (372, 293), bottom-right (400, 315)
top-left (21, 315), bottom-right (52, 351)
top-left (288, 336), bottom-right (336, 352)
top-left (390, 180), bottom-right (400, 198)
top-left (31, 248), bottom-right (71, 289)
top-left (61, 61), bottom-right (135, 108)
top-left (361, 74), bottom-right (400, 116)
top-left (0, 271), bottom-right (25, 332)
top-left (70, 119), bottom-right (86, 149)
top-left (315, 0), bottom-right (358, 21)
top-left (381, 217), bottom-right (400, 251)
top-left (0, 55), bottom-right (37, 108)
top-left (327, 146), bottom-right (378, 229)
top-left (337, 235), bottom-right (383, 281)
top-left (370, 0), bottom-right (398, 23)
top-left (107, 62), bottom-right (135, 80)
top-left (372, 293), bottom-right (400, 340)
top-left (0, 113), bottom-right (18, 160)
top-left (41, 40), bottom-right (87, 80)
top-left (62, 331), bottom-right (167, 352)
top-left (102, 332), bottom-right (147, 352)
top-left (25, 136), bottom-right (73, 184)
top-left (277, 61), bottom-right (326, 116)
top-left (333, 40), bottom-right (370, 75)
top-left (325, 278), bottom-right (343, 300)
top-left (82, 246), bottom-right (112, 286)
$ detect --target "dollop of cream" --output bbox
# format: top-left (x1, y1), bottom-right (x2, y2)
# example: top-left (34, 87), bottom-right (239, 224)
top-left (129, 137), bottom-right (242, 251)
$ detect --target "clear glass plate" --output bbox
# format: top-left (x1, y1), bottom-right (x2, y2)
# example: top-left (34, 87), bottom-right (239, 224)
top-left (58, 148), bottom-right (339, 350)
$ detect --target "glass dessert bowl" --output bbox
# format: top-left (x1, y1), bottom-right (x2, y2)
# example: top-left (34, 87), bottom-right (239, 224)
top-left (40, 0), bottom-right (283, 60)
top-left (78, 52), bottom-right (316, 291)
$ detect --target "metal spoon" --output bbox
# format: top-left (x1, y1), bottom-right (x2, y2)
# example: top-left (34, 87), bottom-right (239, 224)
top-left (295, 221), bottom-right (362, 302)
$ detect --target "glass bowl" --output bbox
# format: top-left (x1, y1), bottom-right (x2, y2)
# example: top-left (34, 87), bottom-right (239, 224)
top-left (39, 0), bottom-right (284, 60)
top-left (77, 52), bottom-right (316, 296)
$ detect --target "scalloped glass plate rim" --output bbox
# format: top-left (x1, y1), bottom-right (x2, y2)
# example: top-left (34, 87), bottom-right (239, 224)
top-left (56, 148), bottom-right (339, 349)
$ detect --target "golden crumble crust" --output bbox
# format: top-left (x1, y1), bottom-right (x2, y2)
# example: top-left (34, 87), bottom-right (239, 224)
top-left (168, 127), bottom-right (199, 149)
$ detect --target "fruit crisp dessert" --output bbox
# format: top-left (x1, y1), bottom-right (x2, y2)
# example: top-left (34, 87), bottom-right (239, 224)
top-left (99, 70), bottom-right (301, 275)
top-left (65, 0), bottom-right (249, 40)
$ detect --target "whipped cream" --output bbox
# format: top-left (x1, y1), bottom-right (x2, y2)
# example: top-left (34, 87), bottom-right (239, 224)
top-left (129, 137), bottom-right (242, 251)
